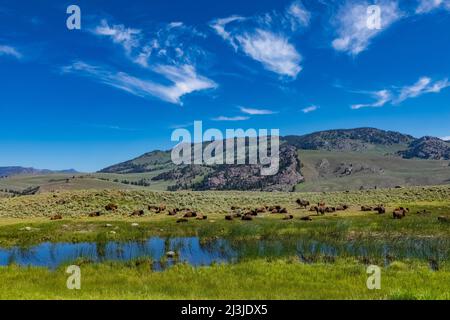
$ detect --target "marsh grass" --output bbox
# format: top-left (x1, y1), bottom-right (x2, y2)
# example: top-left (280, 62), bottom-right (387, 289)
top-left (0, 257), bottom-right (449, 300)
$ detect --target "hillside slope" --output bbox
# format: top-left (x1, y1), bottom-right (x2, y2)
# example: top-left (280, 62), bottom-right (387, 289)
top-left (95, 128), bottom-right (450, 192)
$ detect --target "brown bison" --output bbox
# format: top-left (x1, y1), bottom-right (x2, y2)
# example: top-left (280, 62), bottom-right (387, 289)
top-left (50, 214), bottom-right (62, 220)
top-left (393, 207), bottom-right (409, 219)
top-left (196, 214), bottom-right (207, 220)
top-left (225, 215), bottom-right (234, 221)
top-left (241, 214), bottom-right (253, 221)
top-left (361, 206), bottom-right (373, 212)
top-left (148, 204), bottom-right (166, 213)
top-left (88, 211), bottom-right (101, 217)
top-left (438, 216), bottom-right (450, 223)
top-left (300, 216), bottom-right (313, 221)
top-left (105, 203), bottom-right (118, 211)
top-left (167, 209), bottom-right (177, 216)
top-left (183, 211), bottom-right (197, 218)
top-left (374, 205), bottom-right (386, 214)
top-left (282, 214), bottom-right (294, 220)
top-left (336, 204), bottom-right (349, 211)
top-left (130, 210), bottom-right (145, 217)
top-left (176, 218), bottom-right (189, 223)
top-left (296, 199), bottom-right (310, 209)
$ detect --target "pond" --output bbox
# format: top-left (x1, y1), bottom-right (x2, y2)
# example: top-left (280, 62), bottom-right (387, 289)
top-left (0, 236), bottom-right (447, 270)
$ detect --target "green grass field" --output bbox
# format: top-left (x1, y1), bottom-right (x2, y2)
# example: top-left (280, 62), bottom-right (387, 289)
top-left (0, 185), bottom-right (449, 299)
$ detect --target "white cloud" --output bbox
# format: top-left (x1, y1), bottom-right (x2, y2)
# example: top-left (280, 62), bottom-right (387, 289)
top-left (94, 19), bottom-right (141, 54)
top-left (236, 29), bottom-right (302, 78)
top-left (351, 90), bottom-right (391, 109)
top-left (416, 0), bottom-right (450, 13)
top-left (212, 116), bottom-right (249, 121)
top-left (331, 1), bottom-right (403, 55)
top-left (394, 77), bottom-right (450, 104)
top-left (210, 15), bottom-right (246, 50)
top-left (351, 77), bottom-right (450, 109)
top-left (440, 136), bottom-right (450, 141)
top-left (210, 1), bottom-right (307, 78)
top-left (301, 105), bottom-right (319, 113)
top-left (0, 45), bottom-right (22, 59)
top-left (239, 106), bottom-right (276, 115)
top-left (62, 61), bottom-right (217, 105)
top-left (286, 1), bottom-right (311, 29)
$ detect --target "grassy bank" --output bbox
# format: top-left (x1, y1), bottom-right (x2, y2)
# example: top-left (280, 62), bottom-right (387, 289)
top-left (0, 258), bottom-right (449, 300)
top-left (1, 185), bottom-right (449, 219)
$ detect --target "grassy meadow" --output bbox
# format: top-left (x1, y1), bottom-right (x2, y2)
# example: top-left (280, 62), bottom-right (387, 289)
top-left (0, 185), bottom-right (449, 299)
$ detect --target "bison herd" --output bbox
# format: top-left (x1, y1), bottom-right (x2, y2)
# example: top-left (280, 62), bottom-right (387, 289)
top-left (46, 198), bottom-right (447, 223)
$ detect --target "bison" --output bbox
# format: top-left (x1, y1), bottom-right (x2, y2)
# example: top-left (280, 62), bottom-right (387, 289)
top-left (183, 211), bottom-right (197, 218)
top-left (361, 206), bottom-right (373, 212)
top-left (225, 215), bottom-right (234, 221)
top-left (241, 214), bottom-right (253, 221)
top-left (296, 199), bottom-right (310, 209)
top-left (282, 214), bottom-right (294, 220)
top-left (130, 210), bottom-right (145, 217)
top-left (88, 211), bottom-right (101, 217)
top-left (374, 205), bottom-right (386, 214)
top-left (393, 207), bottom-right (409, 219)
top-left (50, 214), bottom-right (62, 220)
top-left (176, 218), bottom-right (189, 223)
top-left (300, 216), bottom-right (313, 221)
top-left (105, 203), bottom-right (118, 211)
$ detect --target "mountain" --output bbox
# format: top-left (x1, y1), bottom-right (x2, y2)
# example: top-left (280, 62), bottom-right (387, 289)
top-left (98, 128), bottom-right (450, 192)
top-left (399, 136), bottom-right (450, 160)
top-left (99, 150), bottom-right (173, 174)
top-left (284, 128), bottom-right (414, 152)
top-left (0, 166), bottom-right (78, 178)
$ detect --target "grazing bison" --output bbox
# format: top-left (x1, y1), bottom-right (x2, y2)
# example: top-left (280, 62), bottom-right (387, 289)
top-left (313, 205), bottom-right (326, 215)
top-left (296, 199), bottom-right (310, 209)
top-left (50, 214), bottom-right (62, 220)
top-left (88, 211), bottom-right (101, 217)
top-left (325, 207), bottom-right (336, 213)
top-left (167, 209), bottom-right (177, 216)
top-left (300, 216), bottom-right (313, 221)
top-left (437, 216), bottom-right (449, 223)
top-left (241, 214), bottom-right (253, 221)
top-left (336, 204), bottom-right (349, 211)
top-left (361, 206), bottom-right (373, 212)
top-left (232, 212), bottom-right (242, 218)
top-left (148, 204), bottom-right (166, 213)
top-left (374, 205), bottom-right (386, 214)
top-left (393, 207), bottom-right (409, 219)
top-left (279, 208), bottom-right (288, 214)
top-left (176, 218), bottom-right (189, 223)
top-left (183, 211), bottom-right (197, 218)
top-left (225, 215), bottom-right (233, 221)
top-left (105, 203), bottom-right (118, 211)
top-left (282, 214), bottom-right (294, 220)
top-left (130, 210), bottom-right (145, 217)
top-left (196, 214), bottom-right (207, 220)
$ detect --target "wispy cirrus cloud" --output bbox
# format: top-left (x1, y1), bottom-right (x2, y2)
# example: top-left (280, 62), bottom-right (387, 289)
top-left (331, 0), bottom-right (403, 56)
top-left (0, 45), bottom-right (22, 59)
top-left (394, 77), bottom-right (450, 104)
top-left (351, 90), bottom-right (391, 109)
top-left (212, 116), bottom-right (249, 121)
top-left (210, 1), bottom-right (309, 78)
top-left (62, 61), bottom-right (217, 105)
top-left (416, 0), bottom-right (450, 14)
top-left (301, 105), bottom-right (319, 113)
top-left (93, 19), bottom-right (141, 54)
top-left (239, 106), bottom-right (276, 115)
top-left (351, 77), bottom-right (450, 109)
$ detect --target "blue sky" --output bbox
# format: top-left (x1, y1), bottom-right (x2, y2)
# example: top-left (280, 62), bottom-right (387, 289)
top-left (1, 0), bottom-right (450, 172)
